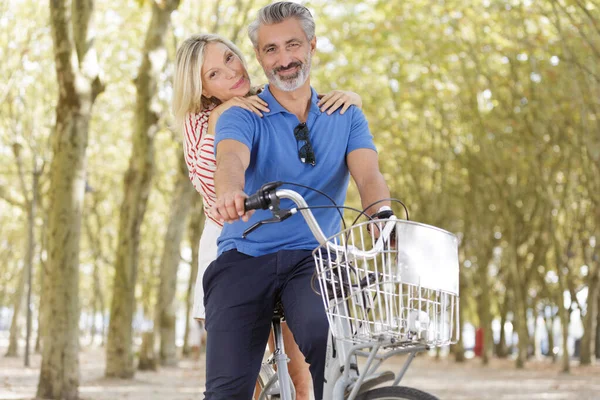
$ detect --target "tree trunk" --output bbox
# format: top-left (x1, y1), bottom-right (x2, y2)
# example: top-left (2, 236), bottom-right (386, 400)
top-left (453, 303), bottom-right (465, 362)
top-left (0, 287), bottom-right (5, 325)
top-left (5, 263), bottom-right (26, 357)
top-left (35, 212), bottom-right (49, 354)
top-left (84, 211), bottom-right (106, 347)
top-left (37, 1), bottom-right (103, 398)
top-left (24, 169), bottom-right (39, 366)
top-left (105, 0), bottom-right (181, 378)
top-left (452, 264), bottom-right (467, 362)
top-left (546, 312), bottom-right (556, 362)
top-left (580, 264), bottom-right (599, 365)
top-left (182, 199), bottom-right (204, 357)
top-left (138, 331), bottom-right (158, 371)
top-left (495, 291), bottom-right (509, 358)
top-left (89, 290), bottom-right (97, 346)
top-left (137, 251), bottom-right (160, 372)
top-left (531, 309), bottom-right (539, 359)
top-left (94, 262), bottom-right (107, 346)
top-left (510, 236), bottom-right (529, 368)
top-left (477, 261), bottom-right (492, 365)
top-left (35, 265), bottom-right (45, 354)
top-left (9, 143), bottom-right (40, 364)
top-left (156, 152), bottom-right (195, 366)
top-left (508, 277), bottom-right (529, 367)
top-left (558, 298), bottom-right (570, 373)
top-left (554, 255), bottom-right (571, 373)
top-left (596, 291), bottom-right (600, 360)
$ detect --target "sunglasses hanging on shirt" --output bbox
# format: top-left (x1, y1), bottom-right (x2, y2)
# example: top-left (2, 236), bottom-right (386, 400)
top-left (293, 122), bottom-right (316, 166)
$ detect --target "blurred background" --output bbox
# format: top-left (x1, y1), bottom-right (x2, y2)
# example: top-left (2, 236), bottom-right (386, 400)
top-left (0, 0), bottom-right (598, 399)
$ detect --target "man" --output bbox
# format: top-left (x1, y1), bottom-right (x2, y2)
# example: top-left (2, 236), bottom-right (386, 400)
top-left (206, 2), bottom-right (392, 399)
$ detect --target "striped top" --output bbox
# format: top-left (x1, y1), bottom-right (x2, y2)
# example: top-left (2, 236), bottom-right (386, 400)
top-left (182, 104), bottom-right (222, 227)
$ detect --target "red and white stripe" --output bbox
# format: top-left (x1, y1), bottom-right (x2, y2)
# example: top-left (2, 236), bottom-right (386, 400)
top-left (182, 106), bottom-right (222, 227)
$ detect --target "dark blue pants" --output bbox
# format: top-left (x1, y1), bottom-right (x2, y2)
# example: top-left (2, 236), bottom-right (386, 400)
top-left (203, 249), bottom-right (329, 400)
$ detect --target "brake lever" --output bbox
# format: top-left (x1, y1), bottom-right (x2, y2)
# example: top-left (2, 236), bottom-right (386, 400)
top-left (242, 209), bottom-right (295, 238)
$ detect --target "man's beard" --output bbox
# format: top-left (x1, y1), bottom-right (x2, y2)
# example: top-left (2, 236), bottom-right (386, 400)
top-left (265, 51), bottom-right (311, 92)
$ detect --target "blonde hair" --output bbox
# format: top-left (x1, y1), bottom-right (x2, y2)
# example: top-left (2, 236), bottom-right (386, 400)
top-left (172, 33), bottom-right (249, 129)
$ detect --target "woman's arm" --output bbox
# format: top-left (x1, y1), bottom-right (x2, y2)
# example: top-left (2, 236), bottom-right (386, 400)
top-left (317, 90), bottom-right (362, 115)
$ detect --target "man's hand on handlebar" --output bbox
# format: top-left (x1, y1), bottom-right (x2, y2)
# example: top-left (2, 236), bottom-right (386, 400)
top-left (212, 189), bottom-right (254, 223)
top-left (368, 206), bottom-right (397, 248)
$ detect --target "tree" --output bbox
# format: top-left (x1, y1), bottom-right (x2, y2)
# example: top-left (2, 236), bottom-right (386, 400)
top-left (37, 0), bottom-right (104, 398)
top-left (156, 148), bottom-right (195, 366)
top-left (105, 0), bottom-right (181, 378)
top-left (4, 141), bottom-right (43, 364)
top-left (182, 199), bottom-right (204, 356)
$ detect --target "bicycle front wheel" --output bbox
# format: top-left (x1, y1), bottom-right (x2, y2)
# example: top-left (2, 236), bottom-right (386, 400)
top-left (355, 386), bottom-right (439, 400)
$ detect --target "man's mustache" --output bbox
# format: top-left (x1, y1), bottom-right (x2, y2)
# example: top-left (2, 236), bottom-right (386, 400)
top-left (274, 61), bottom-right (302, 73)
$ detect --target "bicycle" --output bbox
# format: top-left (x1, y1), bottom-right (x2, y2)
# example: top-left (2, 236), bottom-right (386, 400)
top-left (246, 181), bottom-right (460, 400)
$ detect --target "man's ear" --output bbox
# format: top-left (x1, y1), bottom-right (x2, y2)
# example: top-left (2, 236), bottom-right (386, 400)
top-left (310, 36), bottom-right (317, 55)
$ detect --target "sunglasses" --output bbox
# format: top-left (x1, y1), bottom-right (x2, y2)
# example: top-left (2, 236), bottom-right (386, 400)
top-left (293, 123), bottom-right (316, 166)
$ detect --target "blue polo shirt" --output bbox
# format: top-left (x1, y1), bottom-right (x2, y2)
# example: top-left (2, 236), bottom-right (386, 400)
top-left (214, 85), bottom-right (376, 257)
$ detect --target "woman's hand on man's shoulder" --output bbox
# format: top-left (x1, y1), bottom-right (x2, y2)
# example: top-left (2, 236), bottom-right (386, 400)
top-left (214, 96), bottom-right (270, 119)
top-left (317, 90), bottom-right (362, 115)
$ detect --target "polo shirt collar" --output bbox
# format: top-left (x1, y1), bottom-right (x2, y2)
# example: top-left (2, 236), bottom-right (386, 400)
top-left (260, 84), bottom-right (322, 117)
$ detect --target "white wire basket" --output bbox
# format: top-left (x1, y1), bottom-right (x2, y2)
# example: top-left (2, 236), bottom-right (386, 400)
top-left (312, 218), bottom-right (460, 347)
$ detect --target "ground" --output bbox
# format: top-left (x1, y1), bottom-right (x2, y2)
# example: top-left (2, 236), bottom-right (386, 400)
top-left (1, 345), bottom-right (598, 400)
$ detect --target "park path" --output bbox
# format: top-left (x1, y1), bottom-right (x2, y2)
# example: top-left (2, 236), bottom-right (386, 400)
top-left (1, 345), bottom-right (598, 400)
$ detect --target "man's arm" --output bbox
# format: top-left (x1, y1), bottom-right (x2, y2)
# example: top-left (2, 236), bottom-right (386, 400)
top-left (347, 148), bottom-right (391, 215)
top-left (212, 139), bottom-right (252, 223)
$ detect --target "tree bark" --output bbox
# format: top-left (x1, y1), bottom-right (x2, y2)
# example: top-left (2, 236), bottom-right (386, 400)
top-left (105, 0), bottom-right (181, 378)
top-left (182, 199), bottom-right (204, 357)
top-left (156, 152), bottom-right (195, 366)
top-left (37, 0), bottom-right (103, 398)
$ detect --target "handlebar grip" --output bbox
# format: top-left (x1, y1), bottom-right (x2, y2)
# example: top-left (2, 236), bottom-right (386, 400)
top-left (244, 193), bottom-right (266, 212)
top-left (243, 181), bottom-right (284, 212)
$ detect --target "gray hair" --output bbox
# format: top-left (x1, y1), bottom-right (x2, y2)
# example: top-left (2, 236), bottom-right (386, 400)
top-left (248, 2), bottom-right (315, 49)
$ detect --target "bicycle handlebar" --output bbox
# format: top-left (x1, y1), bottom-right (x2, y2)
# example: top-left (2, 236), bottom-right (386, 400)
top-left (244, 182), bottom-right (397, 257)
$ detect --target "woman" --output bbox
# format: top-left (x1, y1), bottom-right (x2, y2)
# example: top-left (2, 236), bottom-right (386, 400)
top-left (173, 33), bottom-right (362, 399)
